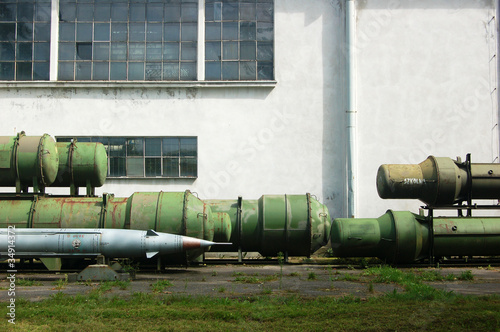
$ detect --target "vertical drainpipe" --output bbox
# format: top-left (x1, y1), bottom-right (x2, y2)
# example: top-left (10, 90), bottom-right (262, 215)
top-left (346, 0), bottom-right (358, 218)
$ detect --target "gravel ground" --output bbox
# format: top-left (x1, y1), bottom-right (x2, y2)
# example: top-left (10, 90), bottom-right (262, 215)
top-left (1, 264), bottom-right (500, 302)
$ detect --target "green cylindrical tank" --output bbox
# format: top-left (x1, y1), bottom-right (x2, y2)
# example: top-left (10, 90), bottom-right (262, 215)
top-left (0, 190), bottom-right (217, 262)
top-left (53, 141), bottom-right (108, 188)
top-left (212, 212), bottom-right (232, 242)
top-left (206, 194), bottom-right (331, 257)
top-left (0, 133), bottom-right (59, 190)
top-left (377, 155), bottom-right (500, 205)
top-left (332, 210), bottom-right (500, 264)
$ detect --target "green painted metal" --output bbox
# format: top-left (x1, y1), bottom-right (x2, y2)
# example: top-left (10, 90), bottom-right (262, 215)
top-left (54, 141), bottom-right (108, 188)
top-left (0, 133), bottom-right (59, 192)
top-left (206, 194), bottom-right (331, 257)
top-left (332, 210), bottom-right (500, 264)
top-left (212, 212), bottom-right (232, 242)
top-left (377, 155), bottom-right (500, 205)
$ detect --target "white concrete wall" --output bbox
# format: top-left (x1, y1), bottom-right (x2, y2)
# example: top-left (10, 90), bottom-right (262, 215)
top-left (355, 0), bottom-right (498, 217)
top-left (0, 0), bottom-right (497, 219)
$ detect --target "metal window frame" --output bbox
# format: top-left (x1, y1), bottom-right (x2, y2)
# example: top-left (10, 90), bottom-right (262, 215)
top-left (55, 136), bottom-right (198, 179)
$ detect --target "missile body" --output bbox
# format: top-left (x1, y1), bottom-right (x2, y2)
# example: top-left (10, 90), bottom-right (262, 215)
top-left (0, 228), bottom-right (221, 259)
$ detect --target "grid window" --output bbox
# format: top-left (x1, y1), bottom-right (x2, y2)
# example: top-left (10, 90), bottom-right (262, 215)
top-left (205, 0), bottom-right (274, 80)
top-left (58, 0), bottom-right (198, 81)
top-left (56, 136), bottom-right (197, 178)
top-left (0, 0), bottom-right (51, 81)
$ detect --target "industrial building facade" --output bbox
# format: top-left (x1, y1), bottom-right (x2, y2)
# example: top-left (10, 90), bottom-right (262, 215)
top-left (0, 0), bottom-right (498, 219)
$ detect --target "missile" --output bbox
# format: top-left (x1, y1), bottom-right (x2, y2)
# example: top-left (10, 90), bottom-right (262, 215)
top-left (0, 228), bottom-right (230, 259)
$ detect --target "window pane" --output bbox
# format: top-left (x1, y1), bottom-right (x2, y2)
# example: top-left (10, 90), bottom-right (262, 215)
top-left (147, 4), bottom-right (163, 22)
top-left (257, 3), bottom-right (273, 22)
top-left (34, 42), bottom-right (50, 61)
top-left (129, 43), bottom-right (145, 60)
top-left (145, 158), bottom-right (161, 176)
top-left (93, 62), bottom-right (109, 80)
top-left (60, 4), bottom-right (76, 22)
top-left (59, 43), bottom-right (74, 60)
top-left (180, 158), bottom-right (197, 177)
top-left (240, 3), bottom-right (256, 21)
top-left (164, 23), bottom-right (180, 42)
top-left (257, 42), bottom-right (273, 61)
top-left (128, 62), bottom-right (144, 80)
top-left (0, 4), bottom-right (16, 22)
top-left (94, 23), bottom-right (110, 42)
top-left (111, 4), bottom-right (128, 22)
top-left (35, 3), bottom-right (51, 22)
top-left (240, 22), bottom-right (256, 40)
top-left (16, 62), bottom-right (32, 80)
top-left (94, 43), bottom-right (109, 61)
top-left (110, 62), bottom-right (127, 80)
top-left (163, 62), bottom-right (178, 80)
top-left (18, 43), bottom-right (32, 61)
top-left (110, 157), bottom-right (126, 177)
top-left (163, 158), bottom-right (179, 177)
top-left (222, 61), bottom-right (238, 80)
top-left (205, 2), bottom-right (221, 21)
top-left (17, 23), bottom-right (33, 42)
top-left (162, 138), bottom-right (179, 157)
top-left (59, 23), bottom-right (75, 42)
top-left (181, 23), bottom-right (197, 41)
top-left (129, 23), bottom-right (145, 42)
top-left (77, 3), bottom-right (93, 22)
top-left (145, 62), bottom-right (161, 80)
top-left (111, 43), bottom-right (127, 60)
top-left (222, 22), bottom-right (237, 40)
top-left (240, 61), bottom-right (256, 80)
top-left (147, 23), bottom-right (162, 42)
top-left (164, 4), bottom-right (181, 23)
top-left (146, 138), bottom-right (161, 156)
top-left (76, 42), bottom-right (91, 60)
top-left (222, 2), bottom-right (238, 20)
top-left (180, 138), bottom-right (197, 157)
top-left (181, 42), bottom-right (196, 61)
top-left (111, 23), bottom-right (128, 42)
top-left (257, 61), bottom-right (273, 80)
top-left (126, 158), bottom-right (144, 176)
top-left (127, 138), bottom-right (144, 156)
top-left (205, 22), bottom-right (221, 41)
top-left (18, 3), bottom-right (34, 22)
top-left (223, 42), bottom-right (237, 60)
top-left (76, 62), bottom-right (91, 80)
top-left (0, 62), bottom-right (15, 80)
top-left (33, 62), bottom-right (49, 80)
top-left (240, 41), bottom-right (255, 60)
top-left (205, 61), bottom-right (220, 80)
top-left (0, 43), bottom-right (15, 61)
top-left (34, 23), bottom-right (51, 41)
top-left (109, 138), bottom-right (126, 157)
top-left (257, 22), bottom-right (273, 41)
top-left (180, 62), bottom-right (196, 80)
top-left (181, 3), bottom-right (197, 22)
top-left (94, 4), bottom-right (111, 22)
top-left (205, 42), bottom-right (220, 61)
top-left (130, 4), bottom-right (146, 22)
top-left (58, 62), bottom-right (74, 80)
top-left (0, 23), bottom-right (16, 41)
top-left (163, 43), bottom-right (179, 60)
top-left (76, 23), bottom-right (92, 42)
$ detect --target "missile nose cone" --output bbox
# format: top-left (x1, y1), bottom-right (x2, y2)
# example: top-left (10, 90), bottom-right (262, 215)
top-left (182, 237), bottom-right (216, 250)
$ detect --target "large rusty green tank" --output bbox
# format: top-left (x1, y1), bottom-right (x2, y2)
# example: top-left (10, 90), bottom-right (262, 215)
top-left (206, 194), bottom-right (331, 257)
top-left (331, 210), bottom-right (500, 264)
top-left (0, 132), bottom-right (59, 192)
top-left (0, 190), bottom-right (224, 263)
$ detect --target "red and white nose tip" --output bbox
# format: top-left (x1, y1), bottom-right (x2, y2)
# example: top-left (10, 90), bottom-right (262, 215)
top-left (181, 237), bottom-right (232, 250)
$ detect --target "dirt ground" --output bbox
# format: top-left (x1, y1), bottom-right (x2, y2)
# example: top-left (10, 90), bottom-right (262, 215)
top-left (1, 263), bottom-right (500, 302)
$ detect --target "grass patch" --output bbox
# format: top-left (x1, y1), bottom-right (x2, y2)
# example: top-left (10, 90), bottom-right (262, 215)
top-left (458, 270), bottom-right (474, 281)
top-left (150, 280), bottom-right (173, 293)
top-left (3, 293), bottom-right (500, 331)
top-left (16, 278), bottom-right (42, 287)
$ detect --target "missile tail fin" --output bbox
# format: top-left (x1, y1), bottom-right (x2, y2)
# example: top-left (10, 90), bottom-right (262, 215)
top-left (146, 229), bottom-right (159, 237)
top-left (146, 251), bottom-right (159, 258)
